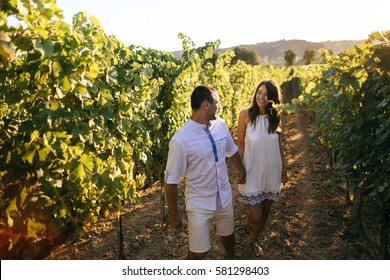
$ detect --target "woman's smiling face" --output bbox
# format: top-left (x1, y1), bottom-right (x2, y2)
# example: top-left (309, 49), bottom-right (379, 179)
top-left (256, 84), bottom-right (268, 109)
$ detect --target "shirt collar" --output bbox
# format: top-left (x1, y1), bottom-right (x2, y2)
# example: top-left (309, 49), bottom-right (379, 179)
top-left (188, 118), bottom-right (210, 129)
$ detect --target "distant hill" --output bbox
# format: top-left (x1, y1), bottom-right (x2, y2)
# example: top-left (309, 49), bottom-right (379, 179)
top-left (172, 39), bottom-right (363, 64)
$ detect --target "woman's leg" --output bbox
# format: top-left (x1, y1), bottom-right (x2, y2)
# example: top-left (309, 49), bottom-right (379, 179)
top-left (247, 200), bottom-right (274, 255)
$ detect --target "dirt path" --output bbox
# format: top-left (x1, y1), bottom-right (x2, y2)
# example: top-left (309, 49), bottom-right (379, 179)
top-left (45, 108), bottom-right (380, 260)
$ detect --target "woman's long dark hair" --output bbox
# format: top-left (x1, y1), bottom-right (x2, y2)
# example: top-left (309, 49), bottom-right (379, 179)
top-left (248, 79), bottom-right (282, 134)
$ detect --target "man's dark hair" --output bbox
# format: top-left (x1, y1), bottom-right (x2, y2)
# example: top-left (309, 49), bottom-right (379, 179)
top-left (191, 85), bottom-right (216, 110)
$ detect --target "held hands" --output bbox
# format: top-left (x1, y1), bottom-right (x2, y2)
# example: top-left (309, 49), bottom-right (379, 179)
top-left (231, 152), bottom-right (246, 184)
top-left (236, 166), bottom-right (246, 184)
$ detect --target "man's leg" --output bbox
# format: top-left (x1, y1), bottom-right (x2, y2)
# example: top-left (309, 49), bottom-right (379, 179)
top-left (215, 202), bottom-right (235, 259)
top-left (220, 232), bottom-right (235, 259)
top-left (187, 250), bottom-right (208, 260)
top-left (187, 208), bottom-right (212, 260)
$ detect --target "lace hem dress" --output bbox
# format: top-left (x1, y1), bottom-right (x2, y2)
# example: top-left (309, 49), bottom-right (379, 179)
top-left (238, 115), bottom-right (284, 205)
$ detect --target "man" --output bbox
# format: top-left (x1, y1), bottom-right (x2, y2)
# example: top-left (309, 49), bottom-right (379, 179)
top-left (165, 85), bottom-right (246, 259)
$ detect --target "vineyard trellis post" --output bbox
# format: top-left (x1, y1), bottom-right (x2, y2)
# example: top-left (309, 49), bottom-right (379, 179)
top-left (116, 203), bottom-right (125, 260)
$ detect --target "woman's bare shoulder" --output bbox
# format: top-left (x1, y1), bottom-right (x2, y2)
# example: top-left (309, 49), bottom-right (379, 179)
top-left (238, 109), bottom-right (250, 127)
top-left (239, 108), bottom-right (249, 119)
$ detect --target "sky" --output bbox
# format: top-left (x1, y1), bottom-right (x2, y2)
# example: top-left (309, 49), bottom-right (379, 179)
top-left (56, 0), bottom-right (390, 52)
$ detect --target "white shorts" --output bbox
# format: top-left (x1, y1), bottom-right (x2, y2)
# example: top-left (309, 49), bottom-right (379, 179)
top-left (186, 202), bottom-right (234, 253)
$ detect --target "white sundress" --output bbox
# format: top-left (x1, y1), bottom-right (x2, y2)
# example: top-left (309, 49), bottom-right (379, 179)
top-left (238, 115), bottom-right (284, 205)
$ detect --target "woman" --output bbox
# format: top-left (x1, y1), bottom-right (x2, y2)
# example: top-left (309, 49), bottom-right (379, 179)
top-left (237, 79), bottom-right (287, 257)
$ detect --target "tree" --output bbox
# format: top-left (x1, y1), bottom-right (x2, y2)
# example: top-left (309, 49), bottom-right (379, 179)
top-left (231, 46), bottom-right (260, 65)
top-left (303, 49), bottom-right (317, 65)
top-left (284, 49), bottom-right (297, 66)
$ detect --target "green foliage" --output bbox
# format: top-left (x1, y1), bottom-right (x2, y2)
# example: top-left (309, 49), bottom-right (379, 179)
top-left (1, 1), bottom-right (289, 257)
top-left (0, 2), bottom-right (148, 255)
top-left (2, 0), bottom-right (388, 259)
top-left (294, 32), bottom-right (390, 219)
top-left (286, 36), bottom-right (390, 257)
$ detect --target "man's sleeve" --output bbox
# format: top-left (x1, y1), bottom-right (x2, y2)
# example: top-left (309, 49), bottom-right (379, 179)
top-left (165, 138), bottom-right (187, 184)
top-left (224, 124), bottom-right (238, 158)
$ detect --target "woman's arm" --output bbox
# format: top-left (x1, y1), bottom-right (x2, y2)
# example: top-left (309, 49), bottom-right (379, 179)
top-left (237, 109), bottom-right (249, 160)
top-left (279, 133), bottom-right (287, 184)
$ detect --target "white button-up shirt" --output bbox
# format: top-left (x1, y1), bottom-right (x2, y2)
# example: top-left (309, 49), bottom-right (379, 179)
top-left (165, 118), bottom-right (238, 211)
